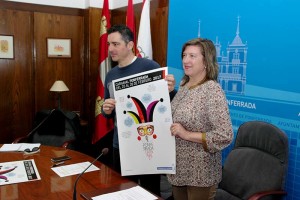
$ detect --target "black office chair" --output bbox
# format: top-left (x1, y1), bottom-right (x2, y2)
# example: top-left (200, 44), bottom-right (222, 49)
top-left (13, 109), bottom-right (81, 149)
top-left (215, 121), bottom-right (289, 200)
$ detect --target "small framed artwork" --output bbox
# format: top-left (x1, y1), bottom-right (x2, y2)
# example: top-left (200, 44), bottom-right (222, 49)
top-left (0, 35), bottom-right (14, 59)
top-left (47, 38), bottom-right (71, 58)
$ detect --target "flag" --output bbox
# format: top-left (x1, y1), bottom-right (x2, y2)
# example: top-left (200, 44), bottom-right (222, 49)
top-left (93, 0), bottom-right (114, 144)
top-left (126, 0), bottom-right (137, 54)
top-left (137, 0), bottom-right (152, 59)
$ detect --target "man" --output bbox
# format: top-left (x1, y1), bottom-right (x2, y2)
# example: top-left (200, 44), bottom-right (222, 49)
top-left (101, 24), bottom-right (176, 196)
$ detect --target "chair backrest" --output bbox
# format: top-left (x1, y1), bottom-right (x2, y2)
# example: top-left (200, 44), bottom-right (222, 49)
top-left (28, 109), bottom-right (81, 149)
top-left (217, 121), bottom-right (289, 200)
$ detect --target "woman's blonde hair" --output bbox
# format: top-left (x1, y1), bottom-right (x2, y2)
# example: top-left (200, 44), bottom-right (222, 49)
top-left (180, 38), bottom-right (219, 86)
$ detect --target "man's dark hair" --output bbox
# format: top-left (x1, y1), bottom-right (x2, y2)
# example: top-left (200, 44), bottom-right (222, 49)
top-left (108, 24), bottom-right (134, 44)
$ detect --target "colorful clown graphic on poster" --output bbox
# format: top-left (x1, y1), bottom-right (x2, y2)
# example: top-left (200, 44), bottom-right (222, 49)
top-left (113, 67), bottom-right (176, 176)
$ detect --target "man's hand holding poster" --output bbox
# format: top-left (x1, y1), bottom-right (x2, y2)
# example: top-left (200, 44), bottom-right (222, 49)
top-left (113, 67), bottom-right (176, 176)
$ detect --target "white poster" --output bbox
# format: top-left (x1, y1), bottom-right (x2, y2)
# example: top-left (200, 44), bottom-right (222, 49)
top-left (0, 159), bottom-right (41, 185)
top-left (113, 67), bottom-right (176, 176)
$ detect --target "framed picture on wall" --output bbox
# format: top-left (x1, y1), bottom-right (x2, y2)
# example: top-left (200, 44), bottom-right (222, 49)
top-left (47, 38), bottom-right (71, 58)
top-left (0, 35), bottom-right (14, 59)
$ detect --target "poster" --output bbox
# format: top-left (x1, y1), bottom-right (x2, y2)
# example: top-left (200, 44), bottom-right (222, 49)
top-left (0, 159), bottom-right (41, 185)
top-left (113, 67), bottom-right (176, 176)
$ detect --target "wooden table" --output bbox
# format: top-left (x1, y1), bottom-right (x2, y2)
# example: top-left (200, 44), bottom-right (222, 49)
top-left (0, 145), bottom-right (133, 200)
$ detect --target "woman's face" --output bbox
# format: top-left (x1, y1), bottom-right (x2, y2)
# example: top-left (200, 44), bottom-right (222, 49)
top-left (182, 45), bottom-right (206, 80)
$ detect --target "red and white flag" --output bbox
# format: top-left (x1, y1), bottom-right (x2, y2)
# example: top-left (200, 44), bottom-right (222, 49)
top-left (137, 0), bottom-right (152, 59)
top-left (93, 0), bottom-right (114, 144)
top-left (126, 0), bottom-right (137, 54)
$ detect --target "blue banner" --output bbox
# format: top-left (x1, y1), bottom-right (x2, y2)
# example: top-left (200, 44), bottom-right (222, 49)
top-left (167, 1), bottom-right (300, 199)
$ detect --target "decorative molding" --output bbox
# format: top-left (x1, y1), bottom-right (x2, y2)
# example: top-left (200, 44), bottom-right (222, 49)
top-left (4, 0), bottom-right (147, 9)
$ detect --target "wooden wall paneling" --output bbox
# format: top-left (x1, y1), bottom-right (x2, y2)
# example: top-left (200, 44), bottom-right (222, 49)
top-left (151, 6), bottom-right (168, 66)
top-left (0, 0), bottom-right (85, 16)
top-left (0, 0), bottom-right (169, 144)
top-left (81, 9), bottom-right (91, 120)
top-left (0, 9), bottom-right (34, 143)
top-left (111, 9), bottom-right (127, 26)
top-left (84, 7), bottom-right (102, 134)
top-left (34, 12), bottom-right (84, 113)
top-left (148, 0), bottom-right (168, 66)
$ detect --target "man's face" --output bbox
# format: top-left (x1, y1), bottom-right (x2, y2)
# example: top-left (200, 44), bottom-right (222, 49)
top-left (107, 32), bottom-right (132, 63)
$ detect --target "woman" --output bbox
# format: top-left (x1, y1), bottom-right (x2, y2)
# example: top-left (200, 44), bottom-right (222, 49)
top-left (167, 38), bottom-right (233, 200)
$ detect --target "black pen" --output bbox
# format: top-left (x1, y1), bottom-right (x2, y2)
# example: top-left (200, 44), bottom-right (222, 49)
top-left (52, 161), bottom-right (65, 167)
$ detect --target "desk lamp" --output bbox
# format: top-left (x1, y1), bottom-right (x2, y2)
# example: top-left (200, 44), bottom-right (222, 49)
top-left (50, 80), bottom-right (69, 109)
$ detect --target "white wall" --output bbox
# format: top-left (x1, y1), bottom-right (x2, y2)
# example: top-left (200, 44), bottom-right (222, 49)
top-left (5, 0), bottom-right (145, 9)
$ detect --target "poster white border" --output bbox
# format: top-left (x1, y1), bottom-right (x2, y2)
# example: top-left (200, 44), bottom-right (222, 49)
top-left (113, 67), bottom-right (176, 176)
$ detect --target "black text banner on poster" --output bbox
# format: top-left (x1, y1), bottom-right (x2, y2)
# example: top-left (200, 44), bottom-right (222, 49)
top-left (114, 70), bottom-right (165, 91)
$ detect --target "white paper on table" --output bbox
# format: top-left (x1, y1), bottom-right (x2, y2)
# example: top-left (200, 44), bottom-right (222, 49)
top-left (113, 67), bottom-right (176, 176)
top-left (0, 144), bottom-right (22, 151)
top-left (92, 185), bottom-right (158, 200)
top-left (0, 143), bottom-right (41, 152)
top-left (51, 161), bottom-right (100, 177)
